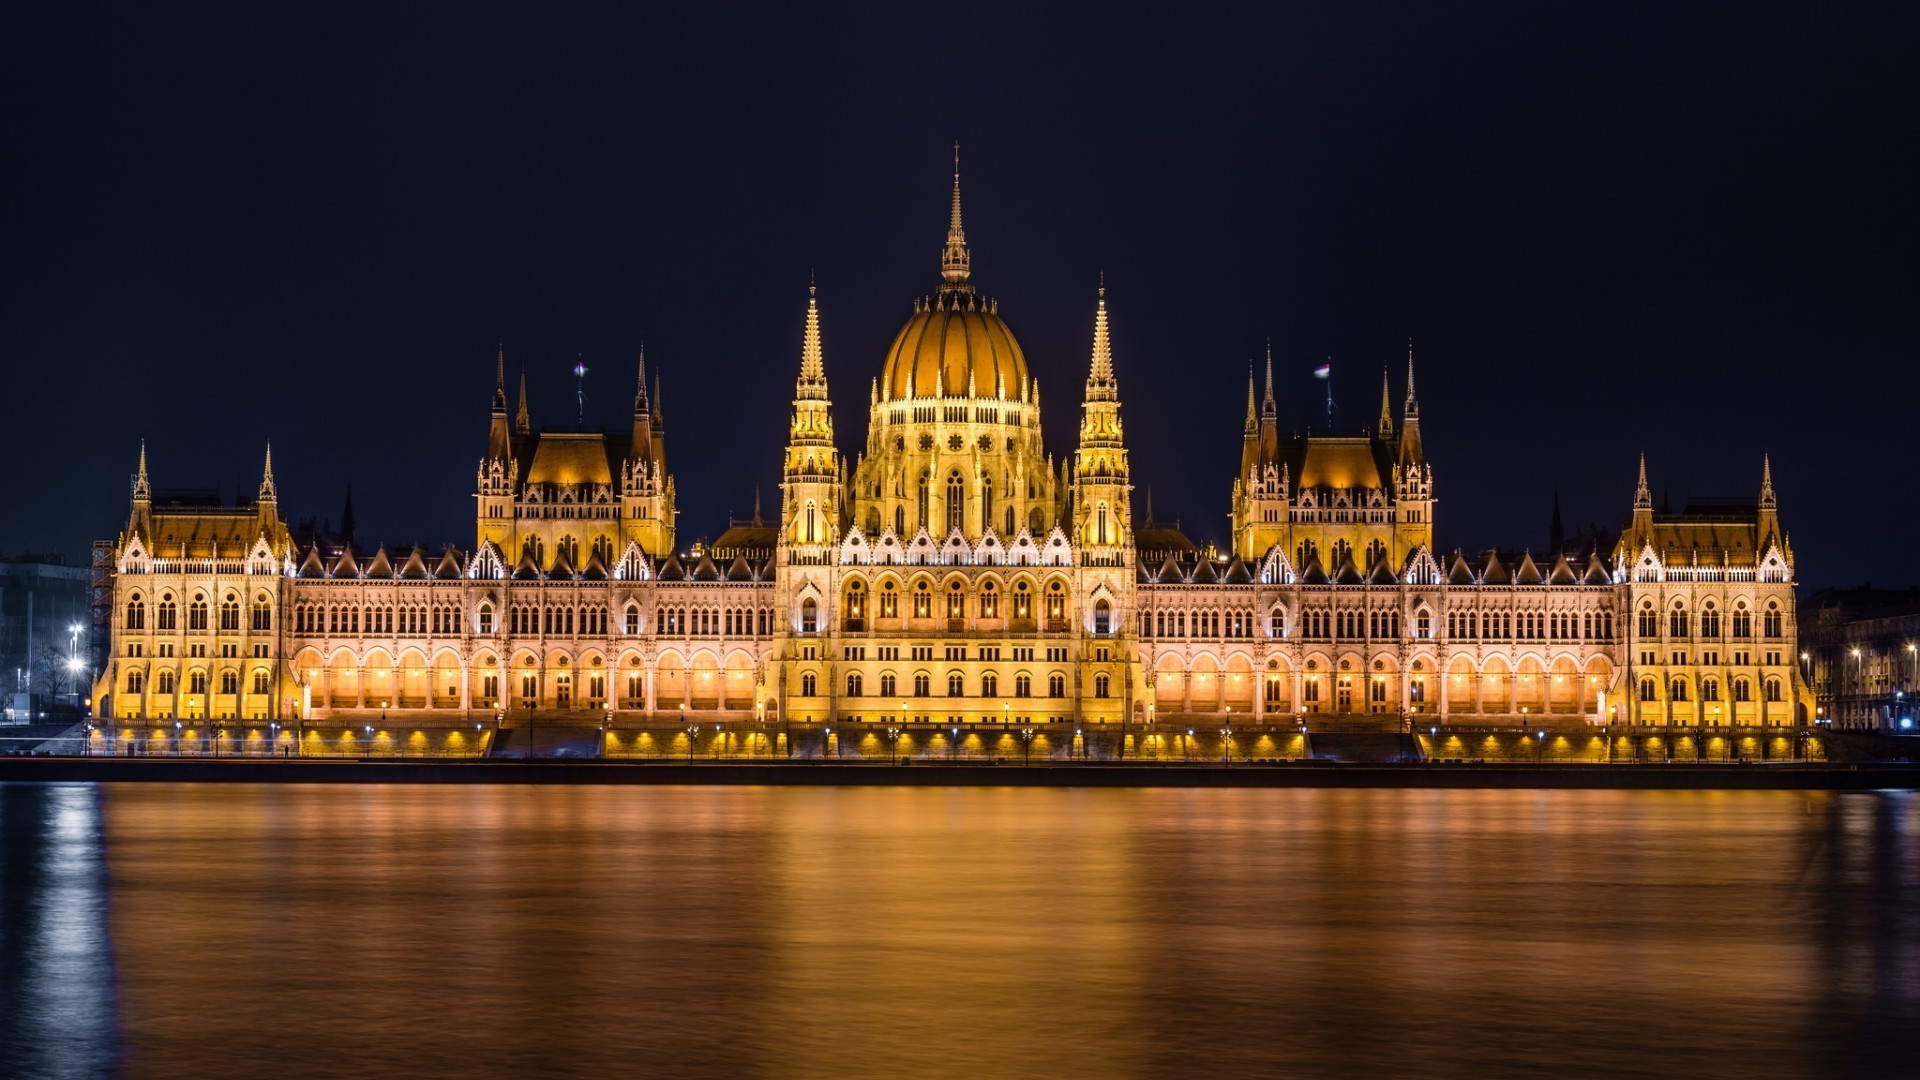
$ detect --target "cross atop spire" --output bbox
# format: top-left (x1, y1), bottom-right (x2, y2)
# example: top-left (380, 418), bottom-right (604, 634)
top-left (259, 443), bottom-right (277, 502)
top-left (1403, 338), bottom-right (1419, 419)
top-left (940, 141), bottom-right (972, 293)
top-left (133, 440), bottom-right (150, 500)
top-left (1377, 363), bottom-right (1394, 437)
top-left (1634, 453), bottom-right (1652, 510)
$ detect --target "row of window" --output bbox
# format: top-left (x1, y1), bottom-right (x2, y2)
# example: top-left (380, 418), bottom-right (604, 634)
top-left (805, 670), bottom-right (1102, 699)
top-left (125, 668), bottom-right (271, 695)
top-left (125, 593), bottom-right (271, 633)
top-left (1141, 610), bottom-right (1260, 639)
top-left (1639, 675), bottom-right (1785, 703)
top-left (1447, 611), bottom-right (1615, 641)
top-left (1636, 604), bottom-right (1783, 639)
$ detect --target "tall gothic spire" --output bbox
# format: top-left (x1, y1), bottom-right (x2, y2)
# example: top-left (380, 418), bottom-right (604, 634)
top-left (1245, 363), bottom-right (1257, 433)
top-left (940, 142), bottom-right (972, 292)
top-left (1634, 453), bottom-right (1652, 510)
top-left (1377, 363), bottom-right (1394, 437)
top-left (1261, 340), bottom-right (1276, 419)
top-left (515, 369), bottom-right (530, 434)
top-left (1759, 452), bottom-right (1776, 509)
top-left (493, 342), bottom-right (507, 412)
top-left (259, 443), bottom-right (277, 502)
top-left (1086, 276), bottom-right (1114, 392)
top-left (800, 278), bottom-right (825, 384)
top-left (1403, 338), bottom-right (1419, 419)
top-left (635, 343), bottom-right (650, 415)
top-left (133, 440), bottom-right (150, 500)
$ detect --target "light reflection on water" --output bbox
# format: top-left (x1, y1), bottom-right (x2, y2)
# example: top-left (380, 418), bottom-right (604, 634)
top-left (2, 784), bottom-right (1916, 1078)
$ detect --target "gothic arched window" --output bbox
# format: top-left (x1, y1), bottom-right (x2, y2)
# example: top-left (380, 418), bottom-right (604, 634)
top-left (947, 471), bottom-right (965, 534)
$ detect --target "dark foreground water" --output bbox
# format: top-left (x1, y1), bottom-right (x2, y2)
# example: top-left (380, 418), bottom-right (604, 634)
top-left (1, 784), bottom-right (1915, 1079)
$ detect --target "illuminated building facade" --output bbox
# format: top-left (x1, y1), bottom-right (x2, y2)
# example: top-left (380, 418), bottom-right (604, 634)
top-left (95, 163), bottom-right (1812, 742)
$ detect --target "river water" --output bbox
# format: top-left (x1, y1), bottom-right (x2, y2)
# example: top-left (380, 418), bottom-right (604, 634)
top-left (0, 783), bottom-right (1914, 1078)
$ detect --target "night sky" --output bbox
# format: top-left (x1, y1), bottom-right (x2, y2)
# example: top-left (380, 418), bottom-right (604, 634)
top-left (6, 5), bottom-right (1915, 585)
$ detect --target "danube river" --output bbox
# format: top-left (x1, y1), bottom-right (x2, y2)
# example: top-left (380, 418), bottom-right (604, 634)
top-left (1, 783), bottom-right (1914, 1078)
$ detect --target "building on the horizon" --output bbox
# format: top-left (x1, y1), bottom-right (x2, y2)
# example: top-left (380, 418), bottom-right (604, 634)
top-left (1801, 586), bottom-right (1920, 731)
top-left (1, 553), bottom-right (92, 721)
top-left (92, 163), bottom-right (1815, 750)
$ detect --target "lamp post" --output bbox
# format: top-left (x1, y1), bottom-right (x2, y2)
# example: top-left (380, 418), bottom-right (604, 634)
top-left (885, 726), bottom-right (901, 764)
top-left (686, 723), bottom-right (699, 764)
top-left (1019, 726), bottom-right (1035, 767)
top-left (1220, 727), bottom-right (1233, 766)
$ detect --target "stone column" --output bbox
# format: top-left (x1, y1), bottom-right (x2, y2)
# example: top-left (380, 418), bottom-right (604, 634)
top-left (645, 664), bottom-right (657, 716)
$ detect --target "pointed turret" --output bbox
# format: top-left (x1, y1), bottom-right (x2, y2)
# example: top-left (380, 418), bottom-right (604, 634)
top-left (631, 345), bottom-right (654, 461)
top-left (341, 485), bottom-right (357, 550)
top-left (1548, 489), bottom-right (1564, 554)
top-left (1085, 278), bottom-right (1116, 400)
top-left (1397, 340), bottom-right (1423, 468)
top-left (488, 345), bottom-right (513, 460)
top-left (1757, 452), bottom-right (1781, 548)
top-left (1261, 342), bottom-right (1277, 420)
top-left (1634, 453), bottom-right (1652, 510)
top-left (1259, 341), bottom-right (1279, 467)
top-left (259, 443), bottom-right (277, 503)
top-left (1072, 279), bottom-right (1130, 550)
top-left (514, 369), bottom-right (530, 435)
top-left (1377, 363), bottom-right (1394, 438)
top-left (133, 440), bottom-right (151, 502)
top-left (780, 281), bottom-right (840, 548)
top-left (1244, 364), bottom-right (1257, 434)
top-left (939, 141), bottom-right (972, 293)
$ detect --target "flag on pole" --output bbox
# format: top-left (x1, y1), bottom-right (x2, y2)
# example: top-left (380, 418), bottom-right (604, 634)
top-left (1313, 362), bottom-right (1331, 379)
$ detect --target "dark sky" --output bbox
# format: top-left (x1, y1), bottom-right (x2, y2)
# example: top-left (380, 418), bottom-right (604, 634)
top-left (6, 4), bottom-right (1915, 585)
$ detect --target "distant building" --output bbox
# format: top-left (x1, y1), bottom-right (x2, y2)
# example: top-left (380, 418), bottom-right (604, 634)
top-left (1802, 587), bottom-right (1920, 731)
top-left (93, 162), bottom-right (1813, 740)
top-left (0, 554), bottom-right (91, 719)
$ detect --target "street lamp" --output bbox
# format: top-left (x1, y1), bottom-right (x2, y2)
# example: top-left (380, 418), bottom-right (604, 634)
top-left (1219, 727), bottom-right (1233, 765)
top-left (686, 723), bottom-right (700, 764)
top-left (1019, 726), bottom-right (1036, 766)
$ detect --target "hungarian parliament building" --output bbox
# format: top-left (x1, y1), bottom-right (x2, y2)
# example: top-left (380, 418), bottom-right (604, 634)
top-left (96, 165), bottom-right (1811, 745)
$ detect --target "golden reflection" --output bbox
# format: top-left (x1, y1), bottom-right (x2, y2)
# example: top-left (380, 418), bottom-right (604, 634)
top-left (89, 787), bottom-right (1916, 1078)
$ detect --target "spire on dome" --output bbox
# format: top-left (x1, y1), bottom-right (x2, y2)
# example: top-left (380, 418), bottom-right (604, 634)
top-left (1403, 339), bottom-right (1419, 419)
top-left (1634, 453), bottom-right (1652, 510)
top-left (939, 141), bottom-right (972, 293)
top-left (259, 443), bottom-right (277, 502)
top-left (1377, 363), bottom-right (1394, 437)
top-left (133, 440), bottom-right (150, 500)
top-left (515, 369), bottom-right (530, 434)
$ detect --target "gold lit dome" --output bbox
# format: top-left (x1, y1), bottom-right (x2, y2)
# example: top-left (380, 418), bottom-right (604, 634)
top-left (877, 144), bottom-right (1031, 403)
top-left (880, 298), bottom-right (1028, 402)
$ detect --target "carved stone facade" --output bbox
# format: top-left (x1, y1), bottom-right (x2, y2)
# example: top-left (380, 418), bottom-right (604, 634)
top-left (95, 165), bottom-right (1812, 735)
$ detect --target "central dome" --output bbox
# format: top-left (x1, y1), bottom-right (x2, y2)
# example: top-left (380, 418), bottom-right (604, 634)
top-left (879, 298), bottom-right (1028, 401)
